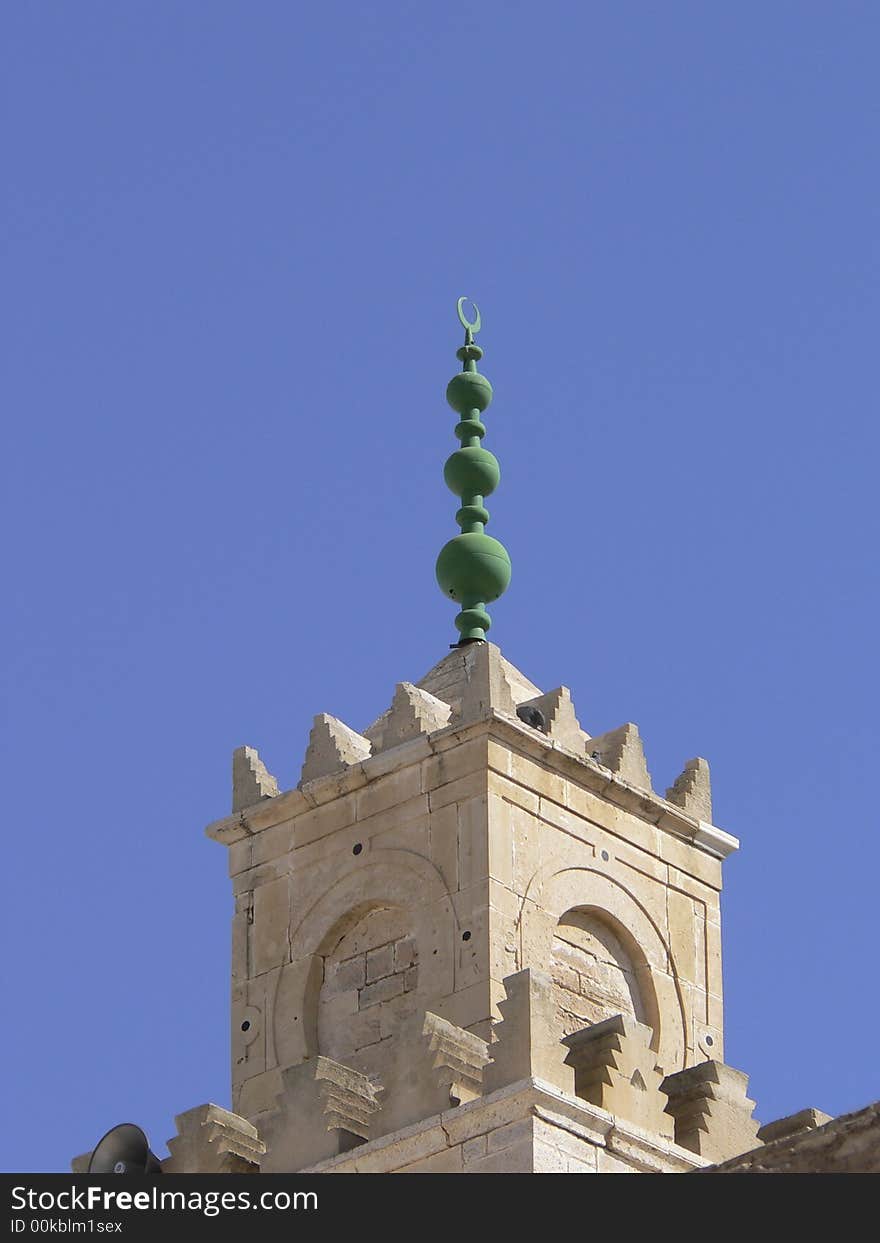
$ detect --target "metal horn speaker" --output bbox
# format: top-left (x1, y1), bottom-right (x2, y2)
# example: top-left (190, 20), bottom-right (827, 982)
top-left (87, 1123), bottom-right (163, 1175)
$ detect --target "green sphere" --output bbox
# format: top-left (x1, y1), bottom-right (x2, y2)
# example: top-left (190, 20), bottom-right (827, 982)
top-left (444, 446), bottom-right (500, 498)
top-left (436, 533), bottom-right (512, 604)
top-left (446, 371), bottom-right (493, 414)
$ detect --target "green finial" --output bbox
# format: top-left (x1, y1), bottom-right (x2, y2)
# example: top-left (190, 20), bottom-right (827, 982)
top-left (435, 298), bottom-right (512, 644)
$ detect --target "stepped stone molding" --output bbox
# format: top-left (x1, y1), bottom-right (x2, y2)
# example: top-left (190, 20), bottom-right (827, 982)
top-left (666, 757), bottom-right (712, 823)
top-left (232, 745), bottom-right (280, 813)
top-left (662, 1060), bottom-right (760, 1162)
top-left (563, 1014), bottom-right (673, 1139)
top-left (300, 713), bottom-right (371, 785)
top-left (164, 1104), bottom-right (265, 1174)
top-left (261, 1056), bottom-right (383, 1172)
top-left (484, 969), bottom-right (574, 1097)
top-left (364, 682), bottom-right (452, 754)
top-left (587, 722), bottom-right (653, 792)
top-left (516, 686), bottom-right (587, 752)
top-left (422, 1010), bottom-right (491, 1106)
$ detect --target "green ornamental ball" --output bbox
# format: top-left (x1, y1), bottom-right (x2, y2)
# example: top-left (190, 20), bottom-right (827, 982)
top-left (443, 446), bottom-right (500, 498)
top-left (435, 532), bottom-right (512, 604)
top-left (445, 371), bottom-right (493, 414)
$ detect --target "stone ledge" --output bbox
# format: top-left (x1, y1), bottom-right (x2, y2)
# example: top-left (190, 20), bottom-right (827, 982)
top-left (301, 1077), bottom-right (707, 1174)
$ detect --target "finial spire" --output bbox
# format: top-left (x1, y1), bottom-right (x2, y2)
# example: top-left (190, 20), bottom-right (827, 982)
top-left (435, 298), bottom-right (511, 645)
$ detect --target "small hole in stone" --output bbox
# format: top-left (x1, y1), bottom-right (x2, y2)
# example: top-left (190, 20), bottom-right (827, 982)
top-left (433, 949), bottom-right (438, 955)
top-left (240, 1021), bottom-right (250, 1032)
top-left (705, 1035), bottom-right (714, 1047)
top-left (601, 850), bottom-right (610, 862)
top-left (352, 843), bottom-right (363, 855)
top-left (462, 931), bottom-right (471, 942)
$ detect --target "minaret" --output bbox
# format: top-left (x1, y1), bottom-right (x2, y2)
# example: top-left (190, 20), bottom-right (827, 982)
top-left (196, 301), bottom-right (763, 1173)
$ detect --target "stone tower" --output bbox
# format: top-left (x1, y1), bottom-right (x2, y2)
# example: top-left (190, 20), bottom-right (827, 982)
top-left (196, 302), bottom-right (762, 1174)
top-left (203, 637), bottom-right (757, 1173)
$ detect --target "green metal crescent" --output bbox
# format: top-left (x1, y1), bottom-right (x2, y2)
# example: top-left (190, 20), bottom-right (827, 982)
top-left (456, 296), bottom-right (481, 335)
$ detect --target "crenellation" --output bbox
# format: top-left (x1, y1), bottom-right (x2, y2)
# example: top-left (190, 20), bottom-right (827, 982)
top-left (300, 713), bottom-right (371, 786)
top-left (232, 746), bottom-right (280, 814)
top-left (587, 723), bottom-right (653, 792)
top-left (364, 682), bottom-right (451, 754)
top-left (666, 757), bottom-right (712, 823)
top-left (515, 686), bottom-right (586, 753)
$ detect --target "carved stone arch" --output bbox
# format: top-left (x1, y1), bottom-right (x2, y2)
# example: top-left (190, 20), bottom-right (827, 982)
top-left (521, 864), bottom-right (687, 1075)
top-left (274, 849), bottom-right (454, 1074)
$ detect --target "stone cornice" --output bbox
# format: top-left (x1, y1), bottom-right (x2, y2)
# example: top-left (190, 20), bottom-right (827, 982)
top-left (205, 710), bottom-right (739, 863)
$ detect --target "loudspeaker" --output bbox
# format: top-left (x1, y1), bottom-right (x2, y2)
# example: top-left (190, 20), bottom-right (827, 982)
top-left (87, 1123), bottom-right (163, 1175)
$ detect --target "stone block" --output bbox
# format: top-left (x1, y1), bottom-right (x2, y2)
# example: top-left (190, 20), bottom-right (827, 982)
top-left (484, 969), bottom-right (574, 1096)
top-left (360, 974), bottom-right (404, 1009)
top-left (429, 801), bottom-right (459, 893)
top-left (587, 723), bottom-right (653, 792)
top-left (757, 1107), bottom-right (832, 1144)
top-left (465, 1140), bottom-right (534, 1173)
top-left (165, 1104), bottom-right (265, 1174)
top-left (508, 751), bottom-right (567, 806)
top-left (422, 1010), bottom-right (491, 1106)
top-left (292, 794), bottom-right (357, 849)
top-left (662, 1060), bottom-right (760, 1162)
top-left (421, 736), bottom-right (489, 793)
top-left (355, 763), bottom-right (423, 821)
top-left (489, 770), bottom-right (540, 814)
top-left (666, 757), bottom-right (712, 823)
top-left (366, 943), bottom-right (395, 983)
top-left (232, 746), bottom-right (279, 814)
top-left (462, 1134), bottom-right (489, 1164)
top-left (667, 888), bottom-right (697, 986)
top-left (261, 1057), bottom-right (383, 1172)
top-left (428, 769), bottom-right (486, 812)
top-left (458, 795), bottom-right (490, 889)
top-left (657, 831), bottom-right (722, 890)
top-left (563, 1014), bottom-right (673, 1139)
top-left (252, 875), bottom-right (290, 977)
top-left (328, 956), bottom-right (366, 994)
top-left (416, 641), bottom-right (530, 725)
top-left (364, 682), bottom-right (451, 754)
top-left (300, 714), bottom-right (370, 785)
top-left (395, 937), bottom-right (417, 971)
top-left (487, 1116), bottom-right (533, 1153)
top-left (516, 686), bottom-right (586, 753)
top-left (399, 1146), bottom-right (464, 1173)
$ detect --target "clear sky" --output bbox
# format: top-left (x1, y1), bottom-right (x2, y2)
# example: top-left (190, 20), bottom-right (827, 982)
top-left (3, 2), bottom-right (878, 1173)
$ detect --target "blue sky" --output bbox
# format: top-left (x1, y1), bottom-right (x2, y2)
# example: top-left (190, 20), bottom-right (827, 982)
top-left (3, 2), bottom-right (878, 1172)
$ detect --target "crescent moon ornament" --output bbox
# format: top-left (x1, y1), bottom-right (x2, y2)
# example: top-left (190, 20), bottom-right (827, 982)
top-left (456, 296), bottom-right (481, 335)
